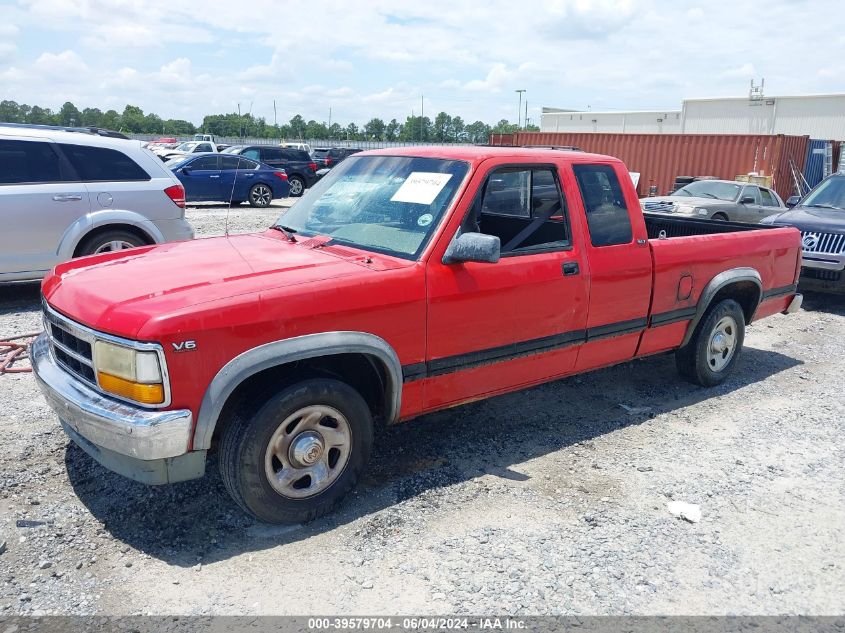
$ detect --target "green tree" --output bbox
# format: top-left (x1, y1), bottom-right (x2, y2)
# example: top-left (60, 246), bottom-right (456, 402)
top-left (345, 122), bottom-right (359, 140)
top-left (288, 114), bottom-right (306, 139)
top-left (120, 105), bottom-right (146, 133)
top-left (100, 109), bottom-right (121, 130)
top-left (28, 105), bottom-right (55, 125)
top-left (59, 101), bottom-right (82, 127)
top-left (465, 120), bottom-right (491, 144)
top-left (433, 112), bottom-right (451, 142)
top-left (327, 123), bottom-right (342, 139)
top-left (385, 118), bottom-right (401, 141)
top-left (490, 119), bottom-right (517, 134)
top-left (81, 107), bottom-right (103, 127)
top-left (363, 117), bottom-right (386, 140)
top-left (0, 100), bottom-right (22, 123)
top-left (305, 119), bottom-right (328, 139)
top-left (451, 116), bottom-right (465, 142)
top-left (399, 115), bottom-right (431, 141)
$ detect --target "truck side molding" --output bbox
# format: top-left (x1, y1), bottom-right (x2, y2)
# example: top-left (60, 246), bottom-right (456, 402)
top-left (192, 331), bottom-right (403, 450)
top-left (680, 267), bottom-right (762, 347)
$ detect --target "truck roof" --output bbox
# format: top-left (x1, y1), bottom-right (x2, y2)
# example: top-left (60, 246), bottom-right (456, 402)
top-left (360, 145), bottom-right (617, 164)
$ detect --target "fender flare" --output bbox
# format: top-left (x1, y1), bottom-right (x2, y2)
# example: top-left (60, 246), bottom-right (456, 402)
top-left (192, 331), bottom-right (403, 451)
top-left (57, 209), bottom-right (165, 260)
top-left (680, 267), bottom-right (762, 347)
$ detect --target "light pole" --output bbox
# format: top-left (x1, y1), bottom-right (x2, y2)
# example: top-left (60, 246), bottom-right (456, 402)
top-left (515, 89), bottom-right (525, 129)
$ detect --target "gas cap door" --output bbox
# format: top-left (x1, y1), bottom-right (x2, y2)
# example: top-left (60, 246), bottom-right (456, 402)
top-left (97, 192), bottom-right (114, 208)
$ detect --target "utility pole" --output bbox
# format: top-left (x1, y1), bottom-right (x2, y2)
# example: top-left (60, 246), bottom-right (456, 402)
top-left (525, 100), bottom-right (528, 130)
top-left (328, 107), bottom-right (332, 133)
top-left (515, 89), bottom-right (525, 129)
top-left (420, 94), bottom-right (424, 142)
top-left (273, 100), bottom-right (277, 127)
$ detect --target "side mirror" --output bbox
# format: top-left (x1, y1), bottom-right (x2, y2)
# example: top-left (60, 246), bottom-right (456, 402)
top-left (740, 196), bottom-right (755, 204)
top-left (443, 232), bottom-right (500, 265)
top-left (179, 167), bottom-right (190, 175)
top-left (786, 195), bottom-right (800, 208)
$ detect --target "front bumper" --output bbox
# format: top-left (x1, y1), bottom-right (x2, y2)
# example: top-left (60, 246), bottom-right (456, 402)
top-left (31, 333), bottom-right (205, 484)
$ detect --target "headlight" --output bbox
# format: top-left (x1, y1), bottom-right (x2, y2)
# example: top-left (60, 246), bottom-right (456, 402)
top-left (93, 341), bottom-right (165, 405)
top-left (696, 207), bottom-right (709, 215)
top-left (674, 204), bottom-right (696, 214)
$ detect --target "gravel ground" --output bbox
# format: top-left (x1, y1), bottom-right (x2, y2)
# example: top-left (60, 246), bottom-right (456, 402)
top-left (0, 206), bottom-right (843, 616)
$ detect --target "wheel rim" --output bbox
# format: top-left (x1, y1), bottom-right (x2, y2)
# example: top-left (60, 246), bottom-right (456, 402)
top-left (264, 404), bottom-right (352, 499)
top-left (707, 315), bottom-right (738, 372)
top-left (93, 240), bottom-right (135, 254)
top-left (289, 178), bottom-right (303, 195)
top-left (251, 185), bottom-right (272, 206)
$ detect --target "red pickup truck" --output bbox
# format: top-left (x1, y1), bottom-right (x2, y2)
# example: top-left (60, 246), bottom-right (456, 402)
top-left (33, 146), bottom-right (803, 524)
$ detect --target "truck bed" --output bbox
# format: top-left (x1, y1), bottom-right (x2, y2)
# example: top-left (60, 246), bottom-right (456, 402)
top-left (643, 212), bottom-right (774, 239)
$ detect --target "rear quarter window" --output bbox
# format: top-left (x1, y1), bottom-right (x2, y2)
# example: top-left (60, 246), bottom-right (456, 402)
top-left (58, 144), bottom-right (150, 182)
top-left (572, 163), bottom-right (633, 247)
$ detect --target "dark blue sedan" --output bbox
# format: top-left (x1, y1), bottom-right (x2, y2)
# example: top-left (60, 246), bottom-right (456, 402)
top-left (166, 153), bottom-right (289, 207)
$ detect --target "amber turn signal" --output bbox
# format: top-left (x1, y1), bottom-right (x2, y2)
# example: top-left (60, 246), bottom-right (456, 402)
top-left (97, 372), bottom-right (165, 405)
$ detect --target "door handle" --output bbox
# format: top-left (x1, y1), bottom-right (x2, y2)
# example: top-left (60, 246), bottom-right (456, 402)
top-left (562, 262), bottom-right (580, 276)
top-left (52, 194), bottom-right (83, 202)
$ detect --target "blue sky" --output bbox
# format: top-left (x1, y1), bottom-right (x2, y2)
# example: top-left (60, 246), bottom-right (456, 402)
top-left (1, 0), bottom-right (844, 127)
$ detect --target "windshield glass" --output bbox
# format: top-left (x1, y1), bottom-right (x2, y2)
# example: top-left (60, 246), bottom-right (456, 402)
top-left (674, 181), bottom-right (741, 201)
top-left (220, 146), bottom-right (241, 154)
top-left (175, 141), bottom-right (199, 152)
top-left (276, 155), bottom-right (469, 259)
top-left (802, 176), bottom-right (845, 210)
top-left (313, 149), bottom-right (330, 157)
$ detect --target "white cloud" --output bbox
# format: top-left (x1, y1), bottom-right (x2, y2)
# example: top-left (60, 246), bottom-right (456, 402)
top-left (719, 62), bottom-right (756, 79)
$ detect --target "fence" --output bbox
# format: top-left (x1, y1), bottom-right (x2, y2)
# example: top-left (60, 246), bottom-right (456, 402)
top-left (129, 134), bottom-right (475, 150)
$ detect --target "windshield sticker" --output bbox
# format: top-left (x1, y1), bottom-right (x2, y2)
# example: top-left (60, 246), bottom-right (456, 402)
top-left (391, 172), bottom-right (453, 205)
top-left (417, 213), bottom-right (434, 227)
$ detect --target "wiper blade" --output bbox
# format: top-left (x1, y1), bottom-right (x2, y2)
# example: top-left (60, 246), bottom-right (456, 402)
top-left (805, 203), bottom-right (842, 209)
top-left (697, 192), bottom-right (718, 199)
top-left (272, 225), bottom-right (298, 242)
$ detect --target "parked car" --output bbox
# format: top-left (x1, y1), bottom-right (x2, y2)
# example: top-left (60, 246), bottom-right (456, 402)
top-left (32, 146), bottom-right (802, 524)
top-left (221, 145), bottom-right (317, 197)
top-left (193, 134), bottom-right (216, 143)
top-left (167, 153), bottom-right (289, 207)
top-left (0, 124), bottom-right (193, 282)
top-left (761, 172), bottom-right (845, 293)
top-left (155, 140), bottom-right (217, 162)
top-left (312, 147), bottom-right (362, 170)
top-left (282, 142), bottom-right (312, 156)
top-left (641, 179), bottom-right (786, 223)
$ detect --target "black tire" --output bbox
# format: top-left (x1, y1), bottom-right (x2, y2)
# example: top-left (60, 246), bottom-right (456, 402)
top-left (675, 298), bottom-right (745, 387)
top-left (711, 213), bottom-right (728, 221)
top-left (248, 183), bottom-right (273, 208)
top-left (77, 229), bottom-right (145, 257)
top-left (219, 378), bottom-right (373, 524)
top-left (288, 175), bottom-right (306, 197)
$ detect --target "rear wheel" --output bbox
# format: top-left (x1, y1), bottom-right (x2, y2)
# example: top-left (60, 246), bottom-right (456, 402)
top-left (219, 378), bottom-right (373, 524)
top-left (675, 299), bottom-right (745, 386)
top-left (78, 230), bottom-right (145, 256)
top-left (248, 183), bottom-right (273, 208)
top-left (288, 175), bottom-right (305, 197)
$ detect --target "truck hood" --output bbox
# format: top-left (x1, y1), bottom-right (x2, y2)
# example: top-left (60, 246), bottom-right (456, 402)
top-left (765, 206), bottom-right (845, 233)
top-left (43, 231), bottom-right (391, 338)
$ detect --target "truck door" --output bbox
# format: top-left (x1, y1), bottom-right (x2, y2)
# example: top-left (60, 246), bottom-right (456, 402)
top-left (569, 162), bottom-right (652, 372)
top-left (424, 162), bottom-right (589, 410)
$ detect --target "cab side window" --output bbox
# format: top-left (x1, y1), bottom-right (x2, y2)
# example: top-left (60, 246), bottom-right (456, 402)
top-left (759, 188), bottom-right (776, 206)
top-left (466, 166), bottom-right (569, 254)
top-left (0, 139), bottom-right (70, 184)
top-left (572, 164), bottom-right (633, 247)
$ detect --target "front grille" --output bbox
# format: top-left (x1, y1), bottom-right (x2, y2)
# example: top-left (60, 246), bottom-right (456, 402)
top-left (801, 267), bottom-right (842, 282)
top-left (42, 301), bottom-right (97, 387)
top-left (642, 200), bottom-right (675, 213)
top-left (801, 231), bottom-right (845, 255)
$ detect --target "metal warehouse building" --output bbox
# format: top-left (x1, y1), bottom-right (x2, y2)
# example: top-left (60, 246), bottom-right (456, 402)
top-left (541, 93), bottom-right (845, 139)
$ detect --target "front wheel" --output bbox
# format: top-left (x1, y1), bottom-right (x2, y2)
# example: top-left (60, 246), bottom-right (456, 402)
top-left (675, 298), bottom-right (745, 386)
top-left (219, 378), bottom-right (373, 524)
top-left (248, 183), bottom-right (273, 208)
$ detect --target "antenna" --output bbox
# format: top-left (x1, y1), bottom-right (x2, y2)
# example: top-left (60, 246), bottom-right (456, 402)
top-left (225, 154), bottom-right (247, 237)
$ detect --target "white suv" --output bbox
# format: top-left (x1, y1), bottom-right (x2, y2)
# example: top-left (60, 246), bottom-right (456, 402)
top-left (0, 124), bottom-right (195, 282)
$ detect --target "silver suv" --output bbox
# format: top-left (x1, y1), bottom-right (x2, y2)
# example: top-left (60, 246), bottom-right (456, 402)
top-left (0, 124), bottom-right (194, 282)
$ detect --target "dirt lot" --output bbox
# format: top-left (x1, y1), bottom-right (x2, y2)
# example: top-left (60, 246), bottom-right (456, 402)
top-left (1, 204), bottom-right (843, 616)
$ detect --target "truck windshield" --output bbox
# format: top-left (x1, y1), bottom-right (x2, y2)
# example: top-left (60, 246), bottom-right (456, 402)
top-left (276, 155), bottom-right (469, 259)
top-left (674, 181), bottom-right (741, 201)
top-left (802, 176), bottom-right (845, 210)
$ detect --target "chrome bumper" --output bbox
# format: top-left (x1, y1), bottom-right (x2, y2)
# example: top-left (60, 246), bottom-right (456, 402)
top-left (31, 333), bottom-right (192, 461)
top-left (783, 293), bottom-right (803, 314)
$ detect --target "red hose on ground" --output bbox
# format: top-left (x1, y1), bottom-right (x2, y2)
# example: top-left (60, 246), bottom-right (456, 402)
top-left (0, 332), bottom-right (40, 374)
